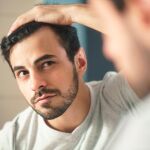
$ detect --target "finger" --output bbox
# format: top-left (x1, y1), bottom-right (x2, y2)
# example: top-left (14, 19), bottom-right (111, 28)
top-left (7, 9), bottom-right (35, 35)
top-left (37, 13), bottom-right (72, 25)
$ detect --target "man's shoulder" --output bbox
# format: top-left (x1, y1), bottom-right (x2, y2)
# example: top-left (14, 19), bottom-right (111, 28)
top-left (86, 71), bottom-right (139, 112)
top-left (0, 107), bottom-right (36, 133)
top-left (86, 71), bottom-right (123, 100)
top-left (13, 107), bottom-right (35, 123)
top-left (0, 107), bottom-right (39, 148)
top-left (86, 71), bottom-right (119, 87)
top-left (15, 107), bottom-right (37, 124)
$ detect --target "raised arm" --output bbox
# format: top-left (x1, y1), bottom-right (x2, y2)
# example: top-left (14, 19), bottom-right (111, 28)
top-left (89, 0), bottom-right (150, 98)
top-left (8, 4), bottom-right (105, 35)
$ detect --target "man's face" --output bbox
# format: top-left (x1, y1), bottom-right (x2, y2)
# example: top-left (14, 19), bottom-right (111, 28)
top-left (10, 27), bottom-right (79, 120)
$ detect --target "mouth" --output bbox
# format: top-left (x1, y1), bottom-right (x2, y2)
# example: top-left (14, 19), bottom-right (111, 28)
top-left (34, 93), bottom-right (57, 104)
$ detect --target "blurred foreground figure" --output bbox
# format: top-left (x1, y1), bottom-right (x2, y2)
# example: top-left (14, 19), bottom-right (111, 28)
top-left (89, 0), bottom-right (150, 149)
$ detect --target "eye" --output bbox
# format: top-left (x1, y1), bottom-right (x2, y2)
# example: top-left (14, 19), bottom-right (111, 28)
top-left (16, 70), bottom-right (29, 79)
top-left (41, 61), bottom-right (55, 69)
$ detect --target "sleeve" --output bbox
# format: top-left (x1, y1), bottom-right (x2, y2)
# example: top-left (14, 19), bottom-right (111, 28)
top-left (100, 72), bottom-right (141, 128)
top-left (0, 122), bottom-right (16, 150)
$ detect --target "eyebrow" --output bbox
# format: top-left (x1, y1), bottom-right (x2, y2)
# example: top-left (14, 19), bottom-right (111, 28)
top-left (13, 66), bottom-right (25, 73)
top-left (13, 54), bottom-right (55, 72)
top-left (33, 54), bottom-right (55, 65)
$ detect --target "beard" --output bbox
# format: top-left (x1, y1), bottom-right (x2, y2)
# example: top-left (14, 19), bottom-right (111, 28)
top-left (30, 65), bottom-right (79, 120)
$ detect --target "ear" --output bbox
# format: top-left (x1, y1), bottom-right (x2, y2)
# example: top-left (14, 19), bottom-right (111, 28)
top-left (74, 47), bottom-right (87, 75)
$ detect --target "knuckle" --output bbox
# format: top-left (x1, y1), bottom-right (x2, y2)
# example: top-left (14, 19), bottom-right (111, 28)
top-left (33, 5), bottom-right (43, 12)
top-left (18, 16), bottom-right (27, 23)
top-left (17, 14), bottom-right (25, 20)
top-left (33, 5), bottom-right (45, 18)
top-left (14, 15), bottom-right (28, 28)
top-left (15, 16), bottom-right (23, 25)
top-left (16, 15), bottom-right (22, 21)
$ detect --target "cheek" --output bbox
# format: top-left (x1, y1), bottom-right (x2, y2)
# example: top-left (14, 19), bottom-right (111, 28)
top-left (49, 66), bottom-right (75, 89)
top-left (17, 81), bottom-right (33, 103)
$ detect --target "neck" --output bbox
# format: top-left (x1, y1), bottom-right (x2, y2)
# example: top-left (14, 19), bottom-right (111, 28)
top-left (46, 82), bottom-right (90, 133)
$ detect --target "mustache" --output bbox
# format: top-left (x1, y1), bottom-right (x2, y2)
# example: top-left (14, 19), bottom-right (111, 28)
top-left (31, 87), bottom-right (61, 104)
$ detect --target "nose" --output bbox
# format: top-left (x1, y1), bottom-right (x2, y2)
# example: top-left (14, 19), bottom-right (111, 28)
top-left (30, 72), bottom-right (47, 92)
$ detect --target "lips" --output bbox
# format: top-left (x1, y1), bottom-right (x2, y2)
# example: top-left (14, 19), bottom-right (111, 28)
top-left (35, 93), bottom-right (57, 103)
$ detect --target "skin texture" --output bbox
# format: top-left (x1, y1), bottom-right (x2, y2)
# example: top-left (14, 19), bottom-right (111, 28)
top-left (10, 27), bottom-right (90, 132)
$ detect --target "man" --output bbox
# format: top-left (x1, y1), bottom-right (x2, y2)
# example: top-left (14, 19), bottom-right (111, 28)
top-left (0, 1), bottom-right (147, 150)
top-left (0, 20), bottom-right (140, 150)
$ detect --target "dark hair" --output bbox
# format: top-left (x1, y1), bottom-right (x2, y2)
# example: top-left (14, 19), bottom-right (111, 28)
top-left (0, 21), bottom-right (80, 67)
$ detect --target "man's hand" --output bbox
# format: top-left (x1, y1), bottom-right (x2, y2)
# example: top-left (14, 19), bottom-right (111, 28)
top-left (8, 4), bottom-right (73, 35)
top-left (8, 4), bottom-right (105, 35)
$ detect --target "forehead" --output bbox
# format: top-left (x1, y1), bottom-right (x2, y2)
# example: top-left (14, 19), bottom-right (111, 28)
top-left (10, 27), bottom-right (68, 66)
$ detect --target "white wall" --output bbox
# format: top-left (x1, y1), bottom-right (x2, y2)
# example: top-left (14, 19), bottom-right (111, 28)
top-left (0, 0), bottom-right (37, 128)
